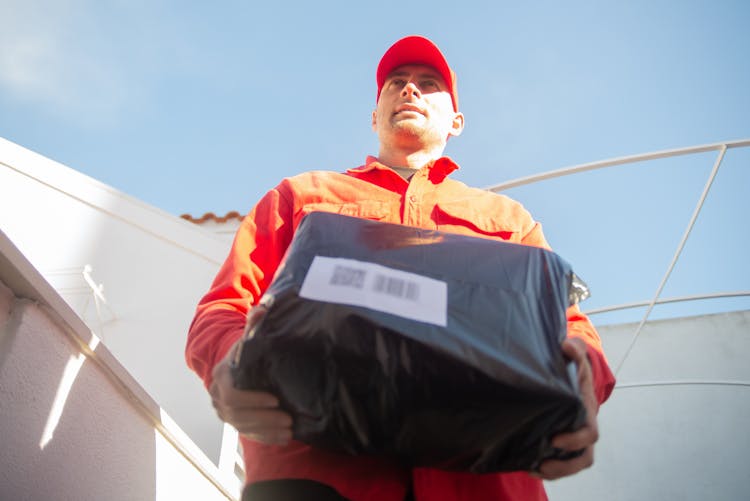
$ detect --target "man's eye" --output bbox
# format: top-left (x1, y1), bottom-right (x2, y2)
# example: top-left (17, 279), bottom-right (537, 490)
top-left (390, 78), bottom-right (406, 88)
top-left (421, 80), bottom-right (439, 90)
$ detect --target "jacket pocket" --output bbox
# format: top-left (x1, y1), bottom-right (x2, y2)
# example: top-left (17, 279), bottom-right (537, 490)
top-left (433, 200), bottom-right (519, 242)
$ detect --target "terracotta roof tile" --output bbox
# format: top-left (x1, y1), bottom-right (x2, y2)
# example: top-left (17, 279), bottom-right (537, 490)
top-left (180, 211), bottom-right (244, 224)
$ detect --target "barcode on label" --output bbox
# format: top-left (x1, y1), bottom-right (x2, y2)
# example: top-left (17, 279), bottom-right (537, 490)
top-left (299, 256), bottom-right (447, 326)
top-left (330, 265), bottom-right (366, 289)
top-left (373, 274), bottom-right (420, 301)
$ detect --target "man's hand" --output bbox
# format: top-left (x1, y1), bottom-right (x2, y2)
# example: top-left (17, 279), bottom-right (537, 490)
top-left (208, 307), bottom-right (293, 446)
top-left (536, 337), bottom-right (599, 480)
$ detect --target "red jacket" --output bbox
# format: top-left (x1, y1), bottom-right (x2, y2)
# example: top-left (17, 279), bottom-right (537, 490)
top-left (186, 156), bottom-right (616, 501)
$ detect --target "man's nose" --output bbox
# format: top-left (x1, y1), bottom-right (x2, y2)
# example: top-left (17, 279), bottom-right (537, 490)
top-left (401, 81), bottom-right (421, 99)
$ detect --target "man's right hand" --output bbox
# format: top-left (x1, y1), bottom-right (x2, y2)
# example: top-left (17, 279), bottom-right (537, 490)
top-left (208, 307), bottom-right (293, 446)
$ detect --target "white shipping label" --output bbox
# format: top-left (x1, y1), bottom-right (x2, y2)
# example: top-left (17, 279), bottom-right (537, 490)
top-left (299, 256), bottom-right (447, 327)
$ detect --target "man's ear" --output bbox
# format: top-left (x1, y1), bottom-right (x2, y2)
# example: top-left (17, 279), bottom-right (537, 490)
top-left (371, 109), bottom-right (377, 131)
top-left (449, 111), bottom-right (465, 138)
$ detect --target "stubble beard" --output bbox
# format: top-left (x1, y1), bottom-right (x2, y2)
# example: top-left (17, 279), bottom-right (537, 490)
top-left (388, 116), bottom-right (442, 150)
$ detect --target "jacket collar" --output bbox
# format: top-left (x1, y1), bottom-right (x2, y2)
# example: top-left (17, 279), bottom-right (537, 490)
top-left (347, 156), bottom-right (460, 180)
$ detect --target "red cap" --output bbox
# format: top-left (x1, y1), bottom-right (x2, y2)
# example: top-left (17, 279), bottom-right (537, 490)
top-left (376, 35), bottom-right (459, 111)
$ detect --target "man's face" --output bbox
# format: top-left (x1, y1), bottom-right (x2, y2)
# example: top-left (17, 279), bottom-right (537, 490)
top-left (372, 64), bottom-right (463, 151)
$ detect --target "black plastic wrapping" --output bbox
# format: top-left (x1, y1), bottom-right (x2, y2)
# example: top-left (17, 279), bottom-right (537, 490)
top-left (231, 212), bottom-right (588, 473)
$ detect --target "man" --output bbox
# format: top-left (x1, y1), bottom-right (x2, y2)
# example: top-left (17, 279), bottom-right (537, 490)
top-left (187, 35), bottom-right (615, 501)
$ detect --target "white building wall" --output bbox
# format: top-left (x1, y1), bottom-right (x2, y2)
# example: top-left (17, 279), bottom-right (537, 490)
top-left (0, 137), bottom-right (231, 462)
top-left (0, 275), bottom-right (235, 500)
top-left (546, 311), bottom-right (750, 500)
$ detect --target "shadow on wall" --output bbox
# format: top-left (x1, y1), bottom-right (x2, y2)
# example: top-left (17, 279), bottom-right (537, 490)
top-left (0, 288), bottom-right (159, 499)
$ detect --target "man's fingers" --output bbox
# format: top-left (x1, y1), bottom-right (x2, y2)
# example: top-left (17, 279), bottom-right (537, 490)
top-left (551, 424), bottom-right (599, 451)
top-left (538, 336), bottom-right (601, 480)
top-left (561, 337), bottom-right (587, 364)
top-left (215, 386), bottom-right (280, 409)
top-left (221, 407), bottom-right (293, 430)
top-left (209, 382), bottom-right (280, 411)
top-left (537, 447), bottom-right (594, 480)
top-left (210, 377), bottom-right (293, 434)
top-left (242, 428), bottom-right (293, 446)
top-left (207, 334), bottom-right (293, 446)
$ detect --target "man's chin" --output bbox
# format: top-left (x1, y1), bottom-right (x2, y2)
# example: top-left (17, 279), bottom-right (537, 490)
top-left (391, 119), bottom-right (424, 135)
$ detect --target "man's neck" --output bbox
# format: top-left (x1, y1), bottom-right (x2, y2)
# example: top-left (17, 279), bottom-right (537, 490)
top-left (376, 144), bottom-right (446, 170)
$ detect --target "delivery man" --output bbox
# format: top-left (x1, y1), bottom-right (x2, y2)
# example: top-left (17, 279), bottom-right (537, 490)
top-left (186, 35), bottom-right (616, 501)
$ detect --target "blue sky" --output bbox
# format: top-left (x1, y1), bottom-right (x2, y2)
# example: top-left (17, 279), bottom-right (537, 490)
top-left (1, 0), bottom-right (748, 324)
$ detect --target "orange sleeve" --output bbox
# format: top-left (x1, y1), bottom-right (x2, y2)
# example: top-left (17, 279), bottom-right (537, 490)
top-left (185, 186), bottom-right (295, 388)
top-left (565, 305), bottom-right (616, 405)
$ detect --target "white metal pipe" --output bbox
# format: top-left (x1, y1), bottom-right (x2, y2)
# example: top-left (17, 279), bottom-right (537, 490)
top-left (614, 145), bottom-right (729, 375)
top-left (484, 138), bottom-right (750, 192)
top-left (584, 290), bottom-right (750, 315)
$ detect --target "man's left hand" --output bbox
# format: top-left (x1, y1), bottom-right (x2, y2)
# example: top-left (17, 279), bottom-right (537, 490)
top-left (536, 337), bottom-right (599, 480)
